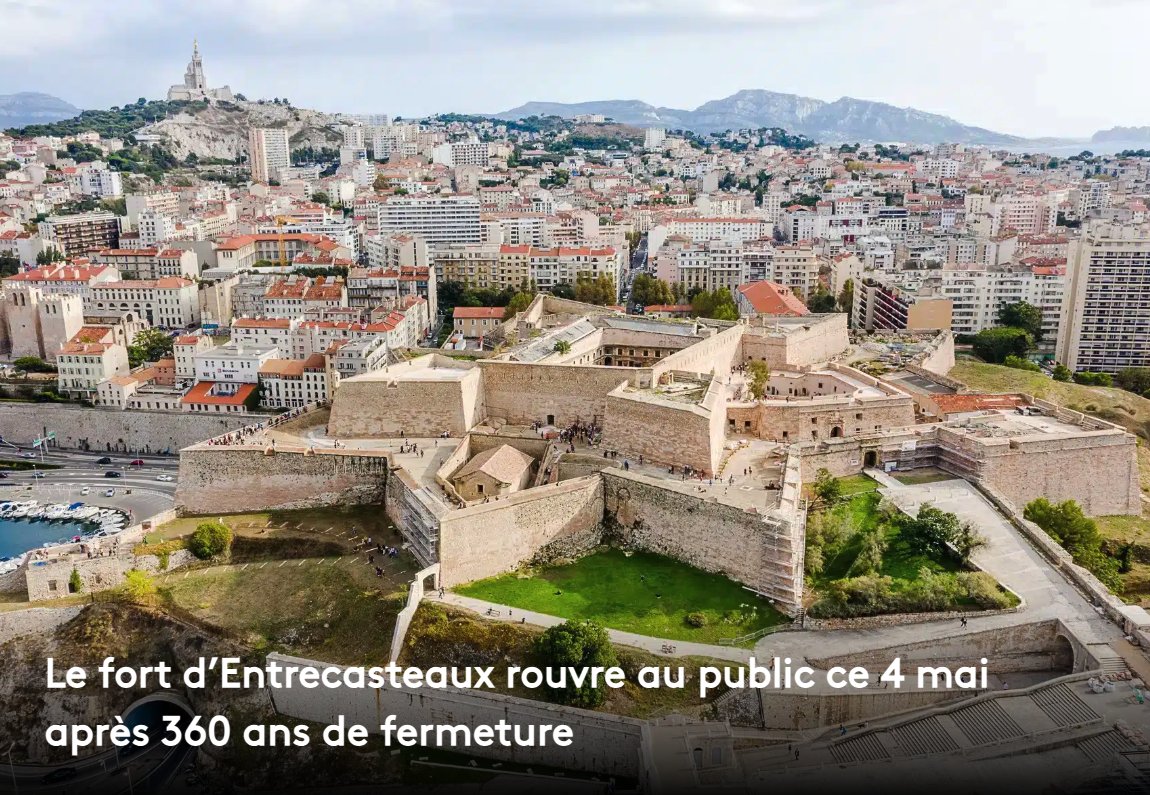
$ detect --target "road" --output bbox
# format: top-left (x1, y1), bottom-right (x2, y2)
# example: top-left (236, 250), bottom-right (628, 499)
top-left (0, 449), bottom-right (178, 522)
top-left (622, 232), bottom-right (648, 310)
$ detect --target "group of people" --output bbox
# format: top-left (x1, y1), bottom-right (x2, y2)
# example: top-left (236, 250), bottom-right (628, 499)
top-left (399, 441), bottom-right (424, 457)
top-left (207, 423), bottom-right (266, 446)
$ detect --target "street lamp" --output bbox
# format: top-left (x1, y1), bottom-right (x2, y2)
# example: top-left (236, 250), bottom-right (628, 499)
top-left (6, 741), bottom-right (18, 795)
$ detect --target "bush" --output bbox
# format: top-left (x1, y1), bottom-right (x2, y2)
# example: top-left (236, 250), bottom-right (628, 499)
top-left (1073, 371), bottom-right (1113, 387)
top-left (958, 572), bottom-right (1014, 609)
top-left (69, 568), bottom-right (82, 593)
top-left (685, 612), bottom-right (708, 628)
top-left (121, 569), bottom-right (156, 602)
top-left (187, 521), bottom-right (232, 560)
top-left (1003, 355), bottom-right (1041, 372)
top-left (971, 327), bottom-right (1033, 364)
top-left (1052, 363), bottom-right (1072, 382)
top-left (536, 620), bottom-right (618, 708)
top-left (813, 468), bottom-right (841, 504)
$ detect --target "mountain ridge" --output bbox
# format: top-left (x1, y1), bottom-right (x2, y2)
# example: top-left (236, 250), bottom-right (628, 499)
top-left (495, 89), bottom-right (1025, 145)
top-left (0, 92), bottom-right (82, 128)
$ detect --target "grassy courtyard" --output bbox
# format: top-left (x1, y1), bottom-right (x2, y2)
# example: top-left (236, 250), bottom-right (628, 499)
top-left (805, 474), bottom-right (1018, 617)
top-left (456, 548), bottom-right (789, 644)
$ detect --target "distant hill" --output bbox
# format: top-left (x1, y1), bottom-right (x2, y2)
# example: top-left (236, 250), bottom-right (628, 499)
top-left (1092, 126), bottom-right (1150, 144)
top-left (0, 92), bottom-right (81, 128)
top-left (496, 89), bottom-right (1024, 145)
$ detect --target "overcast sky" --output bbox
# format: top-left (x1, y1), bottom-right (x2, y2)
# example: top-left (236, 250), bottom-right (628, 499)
top-left (1, 0), bottom-right (1145, 138)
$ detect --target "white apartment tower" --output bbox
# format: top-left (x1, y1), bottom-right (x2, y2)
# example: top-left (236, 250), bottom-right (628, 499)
top-left (1057, 223), bottom-right (1150, 373)
top-left (248, 127), bottom-right (291, 184)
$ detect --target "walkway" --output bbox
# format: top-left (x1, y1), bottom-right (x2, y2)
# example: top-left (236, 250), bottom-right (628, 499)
top-left (756, 478), bottom-right (1126, 671)
top-left (863, 467), bottom-right (903, 489)
top-left (435, 592), bottom-right (751, 663)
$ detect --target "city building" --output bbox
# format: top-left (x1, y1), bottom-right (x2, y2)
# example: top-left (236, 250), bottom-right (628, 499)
top-left (38, 212), bottom-right (121, 257)
top-left (166, 40), bottom-right (234, 102)
top-left (1057, 223), bottom-right (1150, 372)
top-left (248, 127), bottom-right (291, 184)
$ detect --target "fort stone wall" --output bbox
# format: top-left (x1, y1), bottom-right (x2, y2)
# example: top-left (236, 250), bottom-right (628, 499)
top-left (602, 470), bottom-right (802, 610)
top-left (478, 361), bottom-right (631, 426)
top-left (437, 476), bottom-right (604, 587)
top-left (327, 366), bottom-right (483, 439)
top-left (602, 383), bottom-right (723, 475)
top-left (176, 447), bottom-right (390, 514)
top-left (0, 403), bottom-right (250, 454)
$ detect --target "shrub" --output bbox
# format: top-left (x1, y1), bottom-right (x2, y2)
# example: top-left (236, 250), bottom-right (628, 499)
top-left (685, 612), bottom-right (708, 628)
top-left (847, 527), bottom-right (888, 577)
top-left (958, 572), bottom-right (1014, 609)
top-left (187, 521), bottom-right (233, 560)
top-left (69, 568), bottom-right (82, 593)
top-left (1003, 355), bottom-right (1041, 372)
top-left (813, 468), bottom-right (841, 504)
top-left (537, 620), bottom-right (618, 707)
top-left (900, 568), bottom-right (962, 612)
top-left (121, 569), bottom-right (156, 602)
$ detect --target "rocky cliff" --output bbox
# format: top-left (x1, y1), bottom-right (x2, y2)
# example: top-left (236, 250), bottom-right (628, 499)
top-left (138, 100), bottom-right (343, 160)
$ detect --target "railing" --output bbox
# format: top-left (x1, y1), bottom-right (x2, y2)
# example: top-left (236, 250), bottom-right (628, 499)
top-left (715, 619), bottom-right (801, 646)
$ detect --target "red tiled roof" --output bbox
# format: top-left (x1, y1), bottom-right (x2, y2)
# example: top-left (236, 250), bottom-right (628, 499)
top-left (181, 381), bottom-right (256, 406)
top-left (453, 307), bottom-right (504, 319)
top-left (736, 280), bottom-right (809, 316)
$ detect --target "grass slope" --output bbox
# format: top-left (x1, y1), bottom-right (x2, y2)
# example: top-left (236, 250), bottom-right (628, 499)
top-left (457, 548), bottom-right (788, 643)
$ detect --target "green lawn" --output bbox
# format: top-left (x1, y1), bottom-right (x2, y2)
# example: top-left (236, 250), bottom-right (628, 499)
top-left (838, 473), bottom-right (880, 495)
top-left (456, 548), bottom-right (788, 644)
top-left (892, 469), bottom-right (958, 486)
top-left (812, 491), bottom-right (964, 586)
top-left (1095, 513), bottom-right (1150, 544)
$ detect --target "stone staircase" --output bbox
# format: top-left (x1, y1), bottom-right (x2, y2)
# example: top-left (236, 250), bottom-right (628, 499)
top-left (1077, 730), bottom-right (1137, 763)
top-left (829, 732), bottom-right (890, 764)
top-left (948, 699), bottom-right (1024, 746)
top-left (1030, 682), bottom-right (1101, 727)
top-left (888, 716), bottom-right (959, 756)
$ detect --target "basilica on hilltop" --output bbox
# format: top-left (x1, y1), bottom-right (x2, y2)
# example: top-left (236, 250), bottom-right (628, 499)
top-left (167, 40), bottom-right (235, 102)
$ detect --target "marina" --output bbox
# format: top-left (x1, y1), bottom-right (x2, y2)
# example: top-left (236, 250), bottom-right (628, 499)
top-left (0, 501), bottom-right (131, 571)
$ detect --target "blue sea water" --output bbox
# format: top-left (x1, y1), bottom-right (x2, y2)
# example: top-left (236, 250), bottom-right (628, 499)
top-left (0, 518), bottom-right (93, 559)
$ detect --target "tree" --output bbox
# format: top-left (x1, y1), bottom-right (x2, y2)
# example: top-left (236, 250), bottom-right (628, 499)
top-left (971, 326), bottom-right (1033, 364)
top-left (553, 340), bottom-right (572, 355)
top-left (690, 288), bottom-right (738, 320)
top-left (503, 291), bottom-right (534, 319)
top-left (121, 569), bottom-right (156, 602)
top-left (631, 273), bottom-right (674, 307)
top-left (1052, 364), bottom-right (1072, 382)
top-left (837, 278), bottom-right (855, 317)
top-left (36, 247), bottom-right (64, 266)
top-left (536, 620), bottom-right (618, 707)
top-left (13, 356), bottom-right (55, 373)
top-left (1073, 371), bottom-right (1113, 387)
top-left (848, 527), bottom-right (888, 576)
top-left (69, 568), bottom-right (83, 593)
top-left (188, 521), bottom-right (233, 560)
top-left (1115, 367), bottom-right (1150, 396)
top-left (574, 273), bottom-right (616, 306)
top-left (311, 190), bottom-right (331, 206)
top-left (899, 503), bottom-right (964, 559)
top-left (1003, 355), bottom-right (1040, 372)
top-left (997, 301), bottom-right (1044, 340)
top-left (806, 285), bottom-right (837, 313)
top-left (747, 361), bottom-right (770, 400)
top-left (813, 468), bottom-right (841, 504)
top-left (128, 328), bottom-right (175, 368)
top-left (0, 252), bottom-right (18, 278)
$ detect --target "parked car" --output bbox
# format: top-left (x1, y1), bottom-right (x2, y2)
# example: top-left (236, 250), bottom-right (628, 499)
top-left (96, 456), bottom-right (112, 465)
top-left (104, 488), bottom-right (115, 497)
top-left (104, 471), bottom-right (122, 478)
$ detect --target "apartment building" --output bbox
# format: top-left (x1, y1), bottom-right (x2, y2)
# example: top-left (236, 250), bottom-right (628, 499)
top-left (174, 333), bottom-right (215, 379)
top-left (248, 127), bottom-right (291, 183)
top-left (263, 276), bottom-right (347, 319)
top-left (853, 279), bottom-right (953, 332)
top-left (194, 342), bottom-right (279, 384)
top-left (376, 195), bottom-right (482, 247)
top-left (87, 277), bottom-right (200, 328)
top-left (93, 248), bottom-right (197, 280)
top-left (259, 353), bottom-right (333, 408)
top-left (1057, 223), bottom-right (1150, 372)
top-left (770, 246), bottom-right (821, 299)
top-left (56, 337), bottom-right (129, 398)
top-left (38, 211), bottom-right (121, 257)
